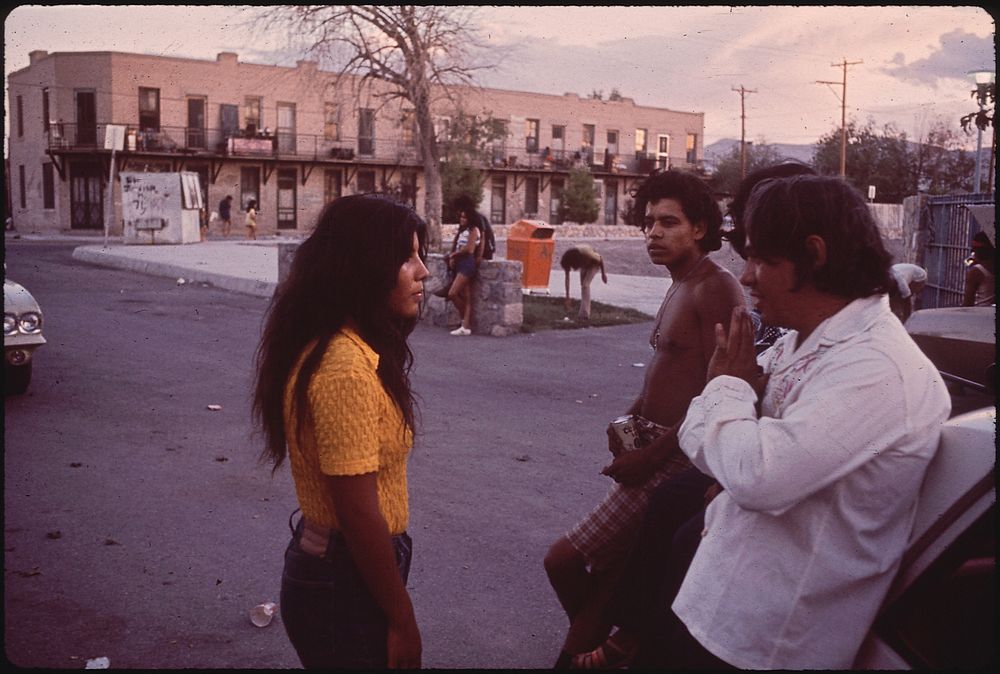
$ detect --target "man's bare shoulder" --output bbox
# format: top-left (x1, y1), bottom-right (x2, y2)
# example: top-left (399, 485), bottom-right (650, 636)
top-left (691, 260), bottom-right (743, 299)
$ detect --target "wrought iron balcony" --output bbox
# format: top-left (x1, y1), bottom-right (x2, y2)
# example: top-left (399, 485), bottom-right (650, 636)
top-left (41, 122), bottom-right (690, 175)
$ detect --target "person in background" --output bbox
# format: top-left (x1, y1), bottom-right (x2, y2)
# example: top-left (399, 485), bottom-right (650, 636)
top-left (219, 195), bottom-right (234, 237)
top-left (245, 199), bottom-right (258, 241)
top-left (252, 194), bottom-right (429, 669)
top-left (560, 245), bottom-right (608, 320)
top-left (445, 195), bottom-right (486, 336)
top-left (544, 169), bottom-right (744, 668)
top-left (963, 231), bottom-right (995, 306)
top-left (888, 262), bottom-right (928, 322)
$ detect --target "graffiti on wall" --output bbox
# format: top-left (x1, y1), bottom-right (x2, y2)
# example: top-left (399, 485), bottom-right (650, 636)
top-left (121, 173), bottom-right (172, 230)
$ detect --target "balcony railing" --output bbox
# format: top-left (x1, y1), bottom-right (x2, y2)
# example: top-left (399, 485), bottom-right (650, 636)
top-left (43, 122), bottom-right (696, 174)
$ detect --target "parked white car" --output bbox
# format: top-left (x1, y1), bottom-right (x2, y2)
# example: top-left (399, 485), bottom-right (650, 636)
top-left (854, 306), bottom-right (995, 668)
top-left (4, 272), bottom-right (46, 395)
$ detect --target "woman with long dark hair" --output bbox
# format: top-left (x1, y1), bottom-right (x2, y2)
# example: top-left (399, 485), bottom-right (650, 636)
top-left (253, 194), bottom-right (428, 668)
top-left (445, 195), bottom-right (484, 335)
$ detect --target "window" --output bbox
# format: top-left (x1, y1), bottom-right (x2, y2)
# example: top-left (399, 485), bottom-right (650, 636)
top-left (42, 163), bottom-right (55, 209)
top-left (357, 169), bottom-right (376, 193)
top-left (434, 116), bottom-right (451, 142)
top-left (138, 87), bottom-right (160, 131)
top-left (17, 95), bottom-right (24, 137)
top-left (244, 96), bottom-right (262, 134)
top-left (358, 108), bottom-right (375, 156)
top-left (277, 102), bottom-right (296, 153)
top-left (524, 176), bottom-right (539, 218)
top-left (324, 103), bottom-right (340, 140)
top-left (686, 133), bottom-right (698, 164)
top-left (491, 176), bottom-right (507, 224)
top-left (582, 124), bottom-right (595, 164)
top-left (635, 128), bottom-right (648, 155)
top-left (401, 109), bottom-right (416, 147)
top-left (526, 118), bottom-right (540, 153)
top-left (19, 165), bottom-right (26, 208)
top-left (325, 169), bottom-right (342, 205)
top-left (42, 88), bottom-right (50, 133)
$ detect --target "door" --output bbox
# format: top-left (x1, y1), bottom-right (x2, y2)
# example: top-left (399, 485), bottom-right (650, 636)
top-left (604, 179), bottom-right (618, 226)
top-left (76, 91), bottom-right (97, 146)
top-left (277, 103), bottom-right (296, 154)
top-left (220, 104), bottom-right (239, 140)
top-left (277, 169), bottom-right (297, 229)
top-left (657, 134), bottom-right (671, 170)
top-left (187, 98), bottom-right (206, 149)
top-left (70, 161), bottom-right (104, 229)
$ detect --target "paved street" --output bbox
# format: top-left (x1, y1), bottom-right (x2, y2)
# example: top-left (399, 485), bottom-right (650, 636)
top-left (4, 240), bottom-right (656, 668)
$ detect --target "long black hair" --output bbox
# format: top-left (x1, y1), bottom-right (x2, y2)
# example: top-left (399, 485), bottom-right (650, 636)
top-left (252, 194), bottom-right (428, 471)
top-left (744, 175), bottom-right (891, 298)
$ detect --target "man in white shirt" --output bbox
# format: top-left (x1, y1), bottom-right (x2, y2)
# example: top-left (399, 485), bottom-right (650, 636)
top-left (670, 175), bottom-right (951, 669)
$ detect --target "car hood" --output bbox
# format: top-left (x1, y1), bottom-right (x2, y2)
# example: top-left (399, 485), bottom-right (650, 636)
top-left (4, 279), bottom-right (42, 314)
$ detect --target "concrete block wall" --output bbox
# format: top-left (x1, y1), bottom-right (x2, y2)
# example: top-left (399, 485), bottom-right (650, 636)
top-left (422, 254), bottom-right (524, 337)
top-left (276, 244), bottom-right (524, 337)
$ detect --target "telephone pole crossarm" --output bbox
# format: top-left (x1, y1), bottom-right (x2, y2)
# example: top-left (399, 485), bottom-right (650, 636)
top-left (732, 85), bottom-right (757, 180)
top-left (815, 59), bottom-right (863, 176)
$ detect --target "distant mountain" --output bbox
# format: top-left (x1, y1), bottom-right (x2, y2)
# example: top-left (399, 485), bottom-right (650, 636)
top-left (703, 138), bottom-right (816, 165)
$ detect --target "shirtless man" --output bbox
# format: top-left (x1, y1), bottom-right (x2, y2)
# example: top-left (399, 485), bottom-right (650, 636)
top-left (544, 170), bottom-right (745, 667)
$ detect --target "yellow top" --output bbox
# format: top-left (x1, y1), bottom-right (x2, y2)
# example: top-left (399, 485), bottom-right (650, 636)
top-left (283, 326), bottom-right (413, 534)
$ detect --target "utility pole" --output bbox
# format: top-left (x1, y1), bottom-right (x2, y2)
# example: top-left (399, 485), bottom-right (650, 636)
top-left (732, 85), bottom-right (757, 179)
top-left (817, 58), bottom-right (863, 176)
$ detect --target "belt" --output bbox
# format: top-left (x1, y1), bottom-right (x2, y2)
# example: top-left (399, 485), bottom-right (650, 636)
top-left (296, 513), bottom-right (341, 558)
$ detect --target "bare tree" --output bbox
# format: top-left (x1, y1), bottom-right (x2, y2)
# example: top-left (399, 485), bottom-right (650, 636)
top-left (259, 5), bottom-right (497, 248)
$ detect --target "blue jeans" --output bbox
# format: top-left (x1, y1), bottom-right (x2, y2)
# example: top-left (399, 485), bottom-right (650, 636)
top-left (279, 511), bottom-right (413, 669)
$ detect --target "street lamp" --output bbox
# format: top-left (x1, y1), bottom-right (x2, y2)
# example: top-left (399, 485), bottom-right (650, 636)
top-left (968, 69), bottom-right (995, 194)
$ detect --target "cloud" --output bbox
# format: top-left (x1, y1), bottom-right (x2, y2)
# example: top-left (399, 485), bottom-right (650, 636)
top-left (882, 29), bottom-right (995, 87)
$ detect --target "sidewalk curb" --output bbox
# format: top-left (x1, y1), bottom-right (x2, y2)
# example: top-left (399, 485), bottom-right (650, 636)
top-left (71, 245), bottom-right (276, 298)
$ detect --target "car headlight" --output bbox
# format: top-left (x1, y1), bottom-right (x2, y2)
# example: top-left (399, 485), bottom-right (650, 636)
top-left (18, 312), bottom-right (42, 334)
top-left (3, 313), bottom-right (16, 336)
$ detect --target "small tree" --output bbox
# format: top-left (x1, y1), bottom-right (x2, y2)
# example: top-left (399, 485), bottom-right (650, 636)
top-left (814, 118), bottom-right (914, 202)
top-left (438, 111), bottom-right (507, 221)
top-left (561, 167), bottom-right (600, 224)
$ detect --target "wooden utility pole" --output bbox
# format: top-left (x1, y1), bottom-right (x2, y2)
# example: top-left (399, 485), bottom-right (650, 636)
top-left (732, 85), bottom-right (757, 179)
top-left (817, 58), bottom-right (863, 176)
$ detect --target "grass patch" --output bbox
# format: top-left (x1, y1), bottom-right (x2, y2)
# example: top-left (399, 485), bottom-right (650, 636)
top-left (521, 295), bottom-right (652, 333)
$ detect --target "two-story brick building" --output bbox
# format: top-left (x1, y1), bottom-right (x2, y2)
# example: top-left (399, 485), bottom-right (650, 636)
top-left (6, 49), bottom-right (706, 235)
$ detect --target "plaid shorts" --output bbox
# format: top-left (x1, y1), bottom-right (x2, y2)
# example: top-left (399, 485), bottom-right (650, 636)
top-left (566, 421), bottom-right (691, 572)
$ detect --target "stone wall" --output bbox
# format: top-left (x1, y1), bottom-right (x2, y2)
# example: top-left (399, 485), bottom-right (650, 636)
top-left (422, 254), bottom-right (524, 337)
top-left (276, 243), bottom-right (524, 337)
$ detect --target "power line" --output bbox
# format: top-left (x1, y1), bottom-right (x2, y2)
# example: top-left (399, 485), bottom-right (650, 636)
top-left (732, 85), bottom-right (757, 179)
top-left (816, 58), bottom-right (863, 176)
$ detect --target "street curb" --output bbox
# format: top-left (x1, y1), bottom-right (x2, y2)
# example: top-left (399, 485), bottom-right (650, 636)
top-left (71, 246), bottom-right (277, 298)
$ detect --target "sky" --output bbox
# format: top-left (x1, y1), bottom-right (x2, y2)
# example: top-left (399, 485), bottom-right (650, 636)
top-left (4, 5), bottom-right (995, 151)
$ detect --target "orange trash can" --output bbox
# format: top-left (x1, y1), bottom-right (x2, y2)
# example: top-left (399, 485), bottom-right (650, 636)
top-left (506, 219), bottom-right (556, 290)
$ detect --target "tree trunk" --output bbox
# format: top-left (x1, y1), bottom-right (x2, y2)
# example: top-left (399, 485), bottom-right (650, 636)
top-left (414, 92), bottom-right (443, 251)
